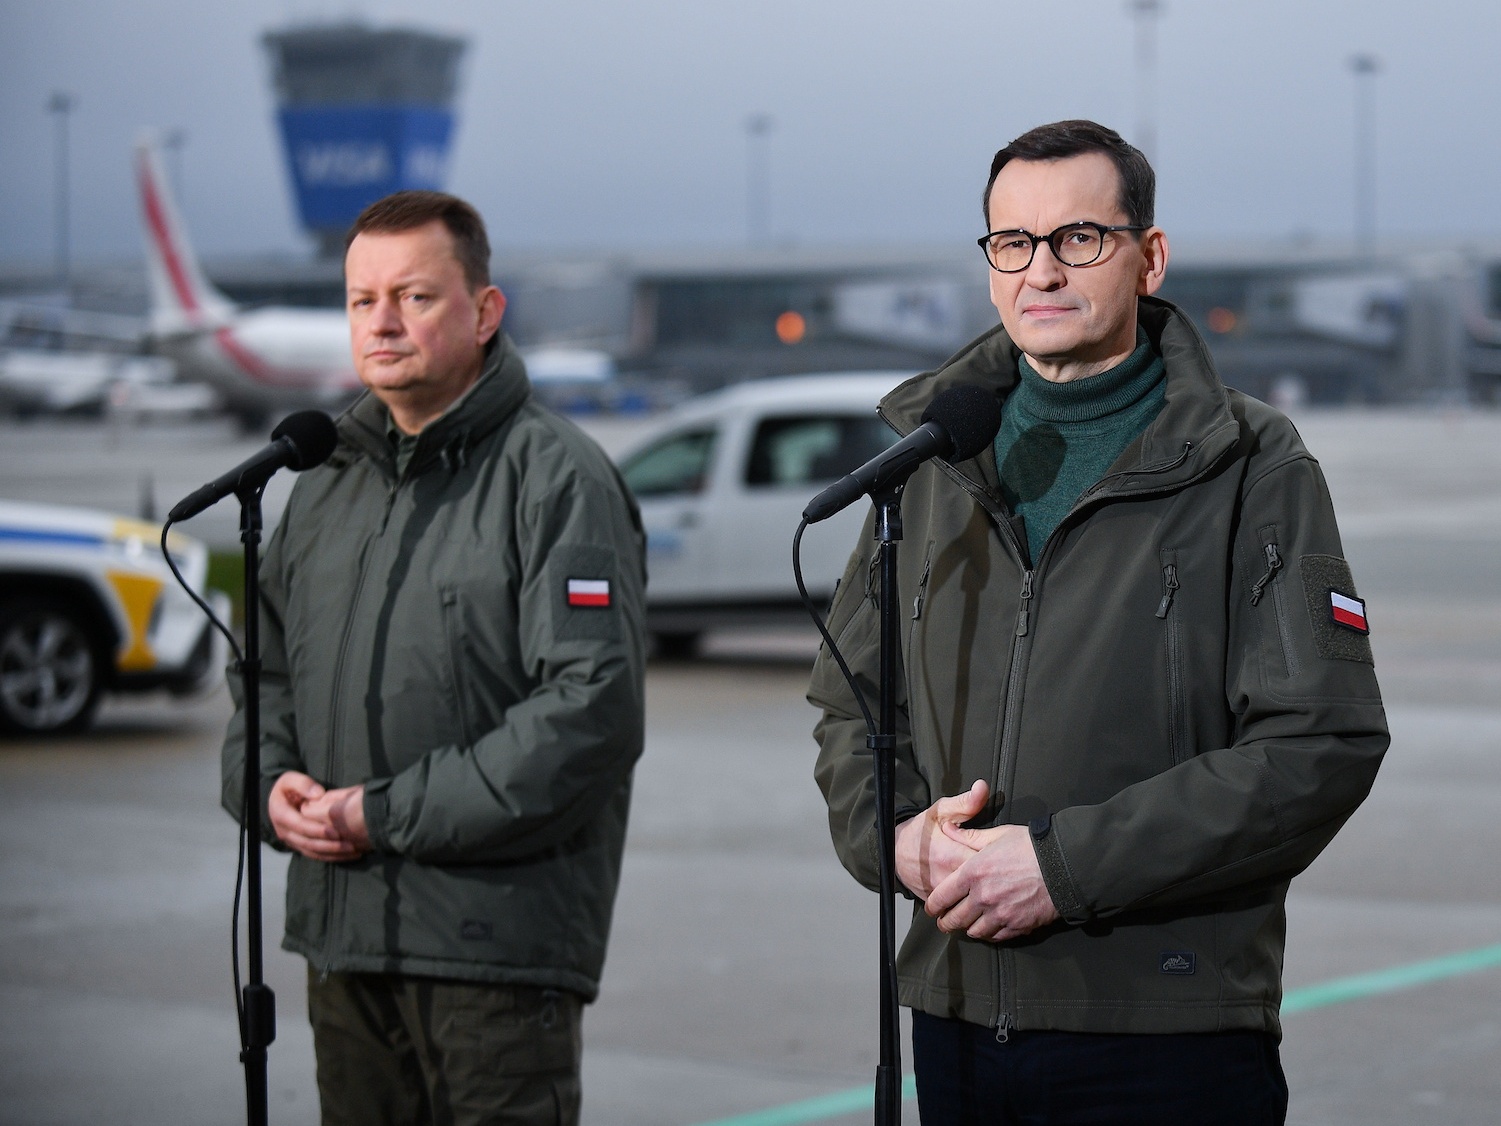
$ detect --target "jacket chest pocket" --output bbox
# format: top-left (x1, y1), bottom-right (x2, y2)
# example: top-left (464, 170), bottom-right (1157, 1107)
top-left (439, 587), bottom-right (478, 746)
top-left (1155, 548), bottom-right (1188, 767)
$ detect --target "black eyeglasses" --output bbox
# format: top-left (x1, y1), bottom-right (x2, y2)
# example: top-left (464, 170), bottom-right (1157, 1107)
top-left (977, 222), bottom-right (1148, 273)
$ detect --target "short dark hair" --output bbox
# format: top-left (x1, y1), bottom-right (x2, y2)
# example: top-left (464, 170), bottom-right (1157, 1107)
top-left (982, 120), bottom-right (1155, 230)
top-left (345, 190), bottom-right (492, 290)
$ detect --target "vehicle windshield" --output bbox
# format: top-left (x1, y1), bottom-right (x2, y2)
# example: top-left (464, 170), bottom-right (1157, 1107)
top-left (620, 429), bottom-right (717, 498)
top-left (745, 415), bottom-right (898, 488)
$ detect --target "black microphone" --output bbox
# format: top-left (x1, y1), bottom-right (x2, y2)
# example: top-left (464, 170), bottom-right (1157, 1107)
top-left (802, 384), bottom-right (1002, 524)
top-left (168, 410), bottom-right (339, 522)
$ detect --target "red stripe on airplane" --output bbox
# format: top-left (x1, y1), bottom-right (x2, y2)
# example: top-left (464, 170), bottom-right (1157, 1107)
top-left (212, 327), bottom-right (358, 391)
top-left (214, 328), bottom-right (309, 388)
top-left (138, 156), bottom-right (200, 319)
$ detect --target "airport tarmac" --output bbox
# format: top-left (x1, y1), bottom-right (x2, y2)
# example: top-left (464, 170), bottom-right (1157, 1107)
top-left (3, 408), bottom-right (1501, 1125)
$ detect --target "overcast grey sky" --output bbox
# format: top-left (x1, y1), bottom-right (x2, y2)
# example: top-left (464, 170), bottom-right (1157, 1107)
top-left (0, 0), bottom-right (1493, 264)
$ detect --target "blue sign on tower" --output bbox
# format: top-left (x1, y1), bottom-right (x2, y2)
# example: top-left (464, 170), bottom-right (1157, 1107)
top-left (263, 25), bottom-right (468, 255)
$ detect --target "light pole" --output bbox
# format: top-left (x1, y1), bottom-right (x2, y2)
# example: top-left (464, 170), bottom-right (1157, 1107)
top-left (1128, 0), bottom-right (1163, 163)
top-left (47, 91), bottom-right (75, 292)
top-left (163, 128), bottom-right (189, 205)
top-left (745, 113), bottom-right (773, 246)
top-left (1348, 53), bottom-right (1380, 259)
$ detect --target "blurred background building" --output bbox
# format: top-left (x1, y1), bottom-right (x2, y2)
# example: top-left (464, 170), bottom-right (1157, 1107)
top-left (262, 23), bottom-right (468, 256)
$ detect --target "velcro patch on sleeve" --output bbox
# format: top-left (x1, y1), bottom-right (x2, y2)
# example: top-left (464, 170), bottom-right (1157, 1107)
top-left (550, 544), bottom-right (621, 643)
top-left (1299, 553), bottom-right (1374, 664)
top-left (567, 578), bottom-right (611, 608)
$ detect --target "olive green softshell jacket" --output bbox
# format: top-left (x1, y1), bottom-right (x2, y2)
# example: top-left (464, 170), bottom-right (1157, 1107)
top-left (811, 297), bottom-right (1388, 1036)
top-left (223, 334), bottom-right (646, 999)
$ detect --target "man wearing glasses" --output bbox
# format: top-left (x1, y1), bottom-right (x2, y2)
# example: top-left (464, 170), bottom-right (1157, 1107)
top-left (812, 120), bottom-right (1386, 1123)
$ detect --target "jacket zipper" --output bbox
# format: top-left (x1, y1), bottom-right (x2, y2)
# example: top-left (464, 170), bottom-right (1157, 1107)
top-left (994, 1012), bottom-right (1014, 1043)
top-left (320, 480), bottom-right (396, 966)
top-left (1249, 541), bottom-right (1282, 606)
top-left (911, 543), bottom-right (933, 621)
top-left (440, 589), bottom-right (476, 744)
top-left (1251, 535), bottom-right (1297, 678)
top-left (1156, 560), bottom-right (1187, 766)
top-left (987, 564), bottom-right (1035, 1032)
top-left (1155, 562), bottom-right (1180, 619)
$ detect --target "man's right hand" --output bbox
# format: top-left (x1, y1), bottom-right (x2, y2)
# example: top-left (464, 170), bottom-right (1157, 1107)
top-left (268, 771), bottom-right (366, 861)
top-left (894, 780), bottom-right (991, 901)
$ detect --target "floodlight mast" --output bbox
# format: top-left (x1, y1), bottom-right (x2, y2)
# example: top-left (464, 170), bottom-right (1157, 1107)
top-left (47, 91), bottom-right (75, 292)
top-left (1349, 53), bottom-right (1381, 261)
top-left (745, 113), bottom-right (774, 247)
top-left (1129, 1), bottom-right (1163, 163)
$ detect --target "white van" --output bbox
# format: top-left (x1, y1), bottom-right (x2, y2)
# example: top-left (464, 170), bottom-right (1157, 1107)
top-left (617, 372), bottom-right (913, 655)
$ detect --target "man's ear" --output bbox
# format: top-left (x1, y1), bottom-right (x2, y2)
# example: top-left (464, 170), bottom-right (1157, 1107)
top-left (1138, 228), bottom-right (1170, 296)
top-left (476, 286), bottom-right (506, 343)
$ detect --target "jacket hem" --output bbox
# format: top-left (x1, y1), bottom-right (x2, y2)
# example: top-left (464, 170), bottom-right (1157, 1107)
top-left (900, 975), bottom-right (1280, 1036)
top-left (283, 937), bottom-right (601, 1002)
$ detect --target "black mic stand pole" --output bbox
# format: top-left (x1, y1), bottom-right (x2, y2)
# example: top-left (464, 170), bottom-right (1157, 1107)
top-left (237, 483), bottom-right (275, 1126)
top-left (871, 484), bottom-right (904, 1126)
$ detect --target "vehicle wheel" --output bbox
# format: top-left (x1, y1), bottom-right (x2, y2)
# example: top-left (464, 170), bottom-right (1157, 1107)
top-left (0, 598), bottom-right (104, 735)
top-left (652, 631), bottom-right (702, 660)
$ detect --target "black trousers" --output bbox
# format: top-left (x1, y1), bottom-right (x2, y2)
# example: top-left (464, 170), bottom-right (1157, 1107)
top-left (912, 1011), bottom-right (1288, 1126)
top-left (307, 969), bottom-right (583, 1126)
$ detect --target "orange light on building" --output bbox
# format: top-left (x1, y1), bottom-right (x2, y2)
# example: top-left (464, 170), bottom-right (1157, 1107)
top-left (1207, 307), bottom-right (1238, 334)
top-left (775, 310), bottom-right (806, 344)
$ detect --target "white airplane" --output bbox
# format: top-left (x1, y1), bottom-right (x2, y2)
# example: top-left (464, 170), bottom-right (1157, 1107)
top-left (135, 136), bottom-right (360, 426)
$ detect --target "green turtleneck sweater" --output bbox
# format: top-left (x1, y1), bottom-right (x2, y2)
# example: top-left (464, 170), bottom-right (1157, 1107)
top-left (995, 329), bottom-right (1166, 564)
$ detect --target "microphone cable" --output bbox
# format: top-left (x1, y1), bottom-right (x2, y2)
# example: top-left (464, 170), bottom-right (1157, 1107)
top-left (159, 520), bottom-right (253, 1061)
top-left (793, 518), bottom-right (876, 741)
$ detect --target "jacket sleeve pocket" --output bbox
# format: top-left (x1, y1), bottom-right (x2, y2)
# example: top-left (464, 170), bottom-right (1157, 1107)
top-left (546, 543), bottom-right (622, 644)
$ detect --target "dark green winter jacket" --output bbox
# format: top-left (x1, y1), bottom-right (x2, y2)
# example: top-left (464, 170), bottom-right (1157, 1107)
top-left (222, 333), bottom-right (647, 1000)
top-left (810, 297), bottom-right (1388, 1037)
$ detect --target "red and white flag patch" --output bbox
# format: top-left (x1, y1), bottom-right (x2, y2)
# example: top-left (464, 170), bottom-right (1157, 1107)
top-left (1328, 590), bottom-right (1368, 634)
top-left (567, 578), bottom-right (611, 608)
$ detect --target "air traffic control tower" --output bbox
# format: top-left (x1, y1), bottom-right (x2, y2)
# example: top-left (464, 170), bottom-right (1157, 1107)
top-left (263, 24), bottom-right (468, 255)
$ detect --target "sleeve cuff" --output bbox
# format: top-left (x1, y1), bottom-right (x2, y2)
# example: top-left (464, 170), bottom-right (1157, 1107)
top-left (1030, 815), bottom-right (1088, 922)
top-left (362, 778), bottom-right (393, 853)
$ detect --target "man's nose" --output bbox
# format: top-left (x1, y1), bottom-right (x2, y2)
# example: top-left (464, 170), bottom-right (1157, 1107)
top-left (368, 296), bottom-right (403, 333)
top-left (1023, 240), bottom-right (1068, 290)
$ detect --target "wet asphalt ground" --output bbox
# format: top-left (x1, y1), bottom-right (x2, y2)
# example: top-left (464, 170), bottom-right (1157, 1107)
top-left (3, 409), bottom-right (1501, 1125)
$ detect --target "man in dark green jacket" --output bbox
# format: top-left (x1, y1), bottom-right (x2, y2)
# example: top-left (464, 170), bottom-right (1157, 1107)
top-left (811, 121), bottom-right (1386, 1124)
top-left (222, 191), bottom-right (646, 1126)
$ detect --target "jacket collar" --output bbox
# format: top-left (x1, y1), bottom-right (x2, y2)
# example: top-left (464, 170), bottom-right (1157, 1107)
top-left (880, 295), bottom-right (1242, 499)
top-left (333, 332), bottom-right (532, 476)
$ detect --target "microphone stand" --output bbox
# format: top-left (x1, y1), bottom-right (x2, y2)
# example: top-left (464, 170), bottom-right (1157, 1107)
top-left (870, 484), bottom-right (904, 1126)
top-left (237, 483), bottom-right (275, 1126)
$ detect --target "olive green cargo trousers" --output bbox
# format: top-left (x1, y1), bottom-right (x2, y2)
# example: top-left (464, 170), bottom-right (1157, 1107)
top-left (307, 969), bottom-right (583, 1126)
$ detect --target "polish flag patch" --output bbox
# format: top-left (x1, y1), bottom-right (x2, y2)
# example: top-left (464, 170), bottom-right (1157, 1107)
top-left (1328, 590), bottom-right (1369, 634)
top-left (567, 578), bottom-right (611, 608)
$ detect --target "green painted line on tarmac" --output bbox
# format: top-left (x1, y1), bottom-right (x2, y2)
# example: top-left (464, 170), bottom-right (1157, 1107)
top-left (688, 940), bottom-right (1501, 1126)
top-left (1280, 939), bottom-right (1501, 1013)
top-left (688, 1074), bottom-right (916, 1126)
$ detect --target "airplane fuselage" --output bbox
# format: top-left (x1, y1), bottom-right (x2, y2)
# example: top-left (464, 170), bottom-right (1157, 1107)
top-left (155, 306), bottom-right (360, 419)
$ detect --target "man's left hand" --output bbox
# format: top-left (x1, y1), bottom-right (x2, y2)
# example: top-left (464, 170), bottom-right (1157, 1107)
top-left (302, 784), bottom-right (372, 855)
top-left (923, 824), bottom-right (1060, 941)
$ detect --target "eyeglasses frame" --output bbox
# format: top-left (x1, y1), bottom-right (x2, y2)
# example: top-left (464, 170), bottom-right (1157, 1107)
top-left (977, 221), bottom-right (1150, 274)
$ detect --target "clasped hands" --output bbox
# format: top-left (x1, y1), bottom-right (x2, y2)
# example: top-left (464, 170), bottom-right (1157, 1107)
top-left (893, 779), bottom-right (1060, 942)
top-left (267, 771), bottom-right (372, 861)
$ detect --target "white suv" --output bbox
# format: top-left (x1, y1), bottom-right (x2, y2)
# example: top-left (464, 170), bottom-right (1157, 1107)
top-left (617, 372), bottom-right (912, 655)
top-left (0, 499), bottom-right (230, 734)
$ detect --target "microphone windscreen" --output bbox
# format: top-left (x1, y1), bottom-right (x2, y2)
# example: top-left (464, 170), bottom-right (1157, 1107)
top-left (271, 410), bottom-right (339, 470)
top-left (920, 384), bottom-right (1003, 462)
